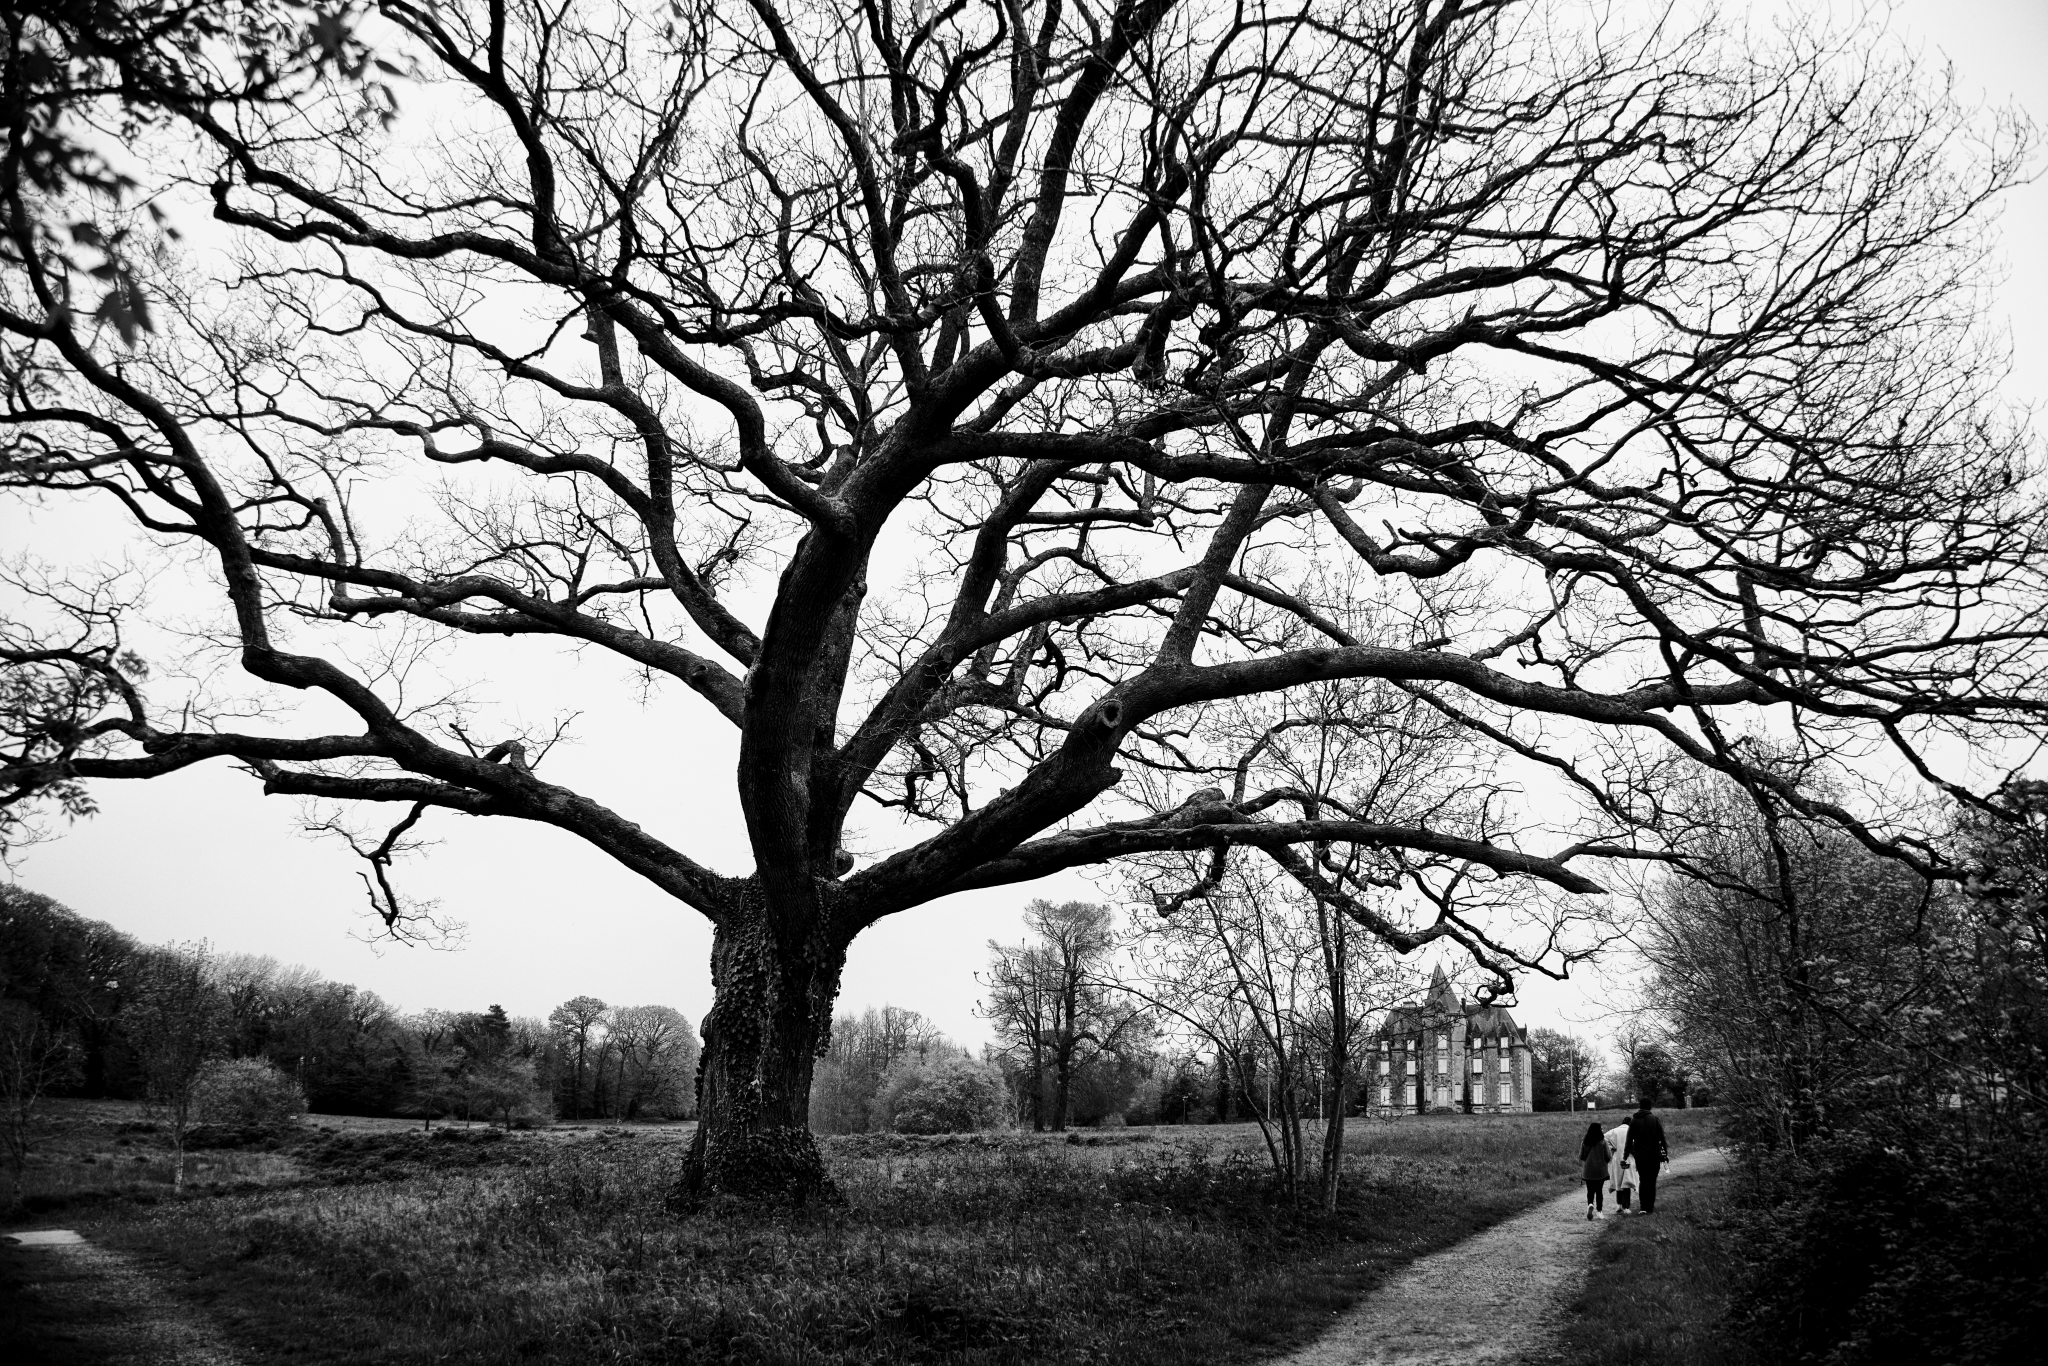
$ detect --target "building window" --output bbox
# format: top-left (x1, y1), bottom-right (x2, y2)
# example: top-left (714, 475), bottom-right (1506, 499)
top-left (1471, 1056), bottom-right (1483, 1074)
top-left (1378, 1060), bottom-right (1389, 1076)
top-left (1405, 1059), bottom-right (1416, 1075)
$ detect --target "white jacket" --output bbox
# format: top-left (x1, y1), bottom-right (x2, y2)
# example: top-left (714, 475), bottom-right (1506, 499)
top-left (1605, 1122), bottom-right (1636, 1192)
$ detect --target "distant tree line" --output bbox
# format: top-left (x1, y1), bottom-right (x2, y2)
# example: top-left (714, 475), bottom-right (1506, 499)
top-left (7, 880), bottom-right (1637, 1164)
top-left (0, 886), bottom-right (698, 1128)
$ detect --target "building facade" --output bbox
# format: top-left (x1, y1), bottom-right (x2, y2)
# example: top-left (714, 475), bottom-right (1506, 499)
top-left (1367, 966), bottom-right (1533, 1115)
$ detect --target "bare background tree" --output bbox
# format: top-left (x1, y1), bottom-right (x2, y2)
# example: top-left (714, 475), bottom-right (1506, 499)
top-left (0, 998), bottom-right (77, 1201)
top-left (809, 1003), bottom-right (948, 1132)
top-left (980, 899), bottom-right (1143, 1131)
top-left (1639, 773), bottom-right (1962, 1151)
top-left (1526, 1027), bottom-right (1602, 1112)
top-left (546, 994), bottom-right (610, 1122)
top-left (1124, 859), bottom-right (1405, 1204)
top-left (126, 941), bottom-right (226, 1189)
top-left (1125, 670), bottom-right (1560, 1201)
top-left (605, 1003), bottom-right (701, 1119)
top-left (3, 0), bottom-right (2045, 1201)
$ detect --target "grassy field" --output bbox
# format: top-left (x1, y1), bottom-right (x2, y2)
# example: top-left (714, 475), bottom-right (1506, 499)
top-left (5, 1102), bottom-right (1719, 1365)
top-left (1543, 1166), bottom-right (1752, 1366)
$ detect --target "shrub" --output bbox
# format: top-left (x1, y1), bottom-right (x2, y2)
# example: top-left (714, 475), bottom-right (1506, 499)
top-left (194, 1057), bottom-right (305, 1127)
top-left (1734, 1124), bottom-right (2048, 1365)
top-left (1121, 1076), bottom-right (1164, 1126)
top-left (808, 1057), bottom-right (874, 1134)
top-left (874, 1054), bottom-right (1009, 1134)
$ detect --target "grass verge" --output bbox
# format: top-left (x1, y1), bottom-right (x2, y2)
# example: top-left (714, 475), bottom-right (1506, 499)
top-left (1539, 1166), bottom-right (1750, 1366)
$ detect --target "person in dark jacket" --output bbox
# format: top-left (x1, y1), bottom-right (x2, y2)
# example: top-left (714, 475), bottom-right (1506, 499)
top-left (1579, 1121), bottom-right (1609, 1220)
top-left (1623, 1103), bottom-right (1670, 1213)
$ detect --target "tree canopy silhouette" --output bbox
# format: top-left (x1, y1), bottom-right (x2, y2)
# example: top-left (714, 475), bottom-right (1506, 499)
top-left (3, 0), bottom-right (2044, 1200)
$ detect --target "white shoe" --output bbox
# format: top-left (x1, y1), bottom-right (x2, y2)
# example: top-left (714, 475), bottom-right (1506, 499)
top-left (1586, 1203), bottom-right (1594, 1221)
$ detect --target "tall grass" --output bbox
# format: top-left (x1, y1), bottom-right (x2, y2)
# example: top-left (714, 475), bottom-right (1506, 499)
top-left (76, 1122), bottom-right (1598, 1366)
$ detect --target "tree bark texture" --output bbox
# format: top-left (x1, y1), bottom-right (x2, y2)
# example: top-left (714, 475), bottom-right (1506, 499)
top-left (676, 884), bottom-right (846, 1205)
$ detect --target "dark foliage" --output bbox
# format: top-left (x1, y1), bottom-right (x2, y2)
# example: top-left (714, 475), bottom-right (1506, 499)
top-left (0, 884), bottom-right (138, 1096)
top-left (289, 1125), bottom-right (537, 1185)
top-left (0, 2), bottom-right (393, 348)
top-left (1648, 780), bottom-right (2048, 1365)
top-left (182, 1122), bottom-right (294, 1152)
top-left (1733, 1126), bottom-right (2048, 1366)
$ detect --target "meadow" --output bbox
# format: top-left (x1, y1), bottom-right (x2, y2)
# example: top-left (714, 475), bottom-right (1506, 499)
top-left (5, 1103), bottom-right (1718, 1365)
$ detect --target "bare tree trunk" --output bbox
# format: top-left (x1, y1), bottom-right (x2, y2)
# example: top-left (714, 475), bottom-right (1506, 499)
top-left (1319, 1042), bottom-right (1349, 1211)
top-left (573, 1038), bottom-right (585, 1121)
top-left (1280, 1053), bottom-right (1306, 1199)
top-left (1320, 911), bottom-right (1350, 1211)
top-left (1051, 979), bottom-right (1079, 1130)
top-left (1236, 1044), bottom-right (1305, 1201)
top-left (171, 1096), bottom-right (188, 1193)
top-left (675, 887), bottom-right (845, 1206)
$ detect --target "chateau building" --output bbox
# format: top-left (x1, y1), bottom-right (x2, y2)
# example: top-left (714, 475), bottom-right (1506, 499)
top-left (1368, 966), bottom-right (1533, 1115)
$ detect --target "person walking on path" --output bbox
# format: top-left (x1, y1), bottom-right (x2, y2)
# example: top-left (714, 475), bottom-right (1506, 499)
top-left (1624, 1103), bottom-right (1671, 1213)
top-left (1604, 1120), bottom-right (1634, 1213)
top-left (1578, 1121), bottom-right (1609, 1220)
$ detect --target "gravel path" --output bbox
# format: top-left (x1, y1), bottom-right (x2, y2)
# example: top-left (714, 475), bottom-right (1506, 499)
top-left (1, 1227), bottom-right (244, 1366)
top-left (1267, 1145), bottom-right (1729, 1366)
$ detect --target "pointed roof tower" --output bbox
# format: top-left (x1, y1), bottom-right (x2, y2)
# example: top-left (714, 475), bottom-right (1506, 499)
top-left (1428, 964), bottom-right (1462, 1017)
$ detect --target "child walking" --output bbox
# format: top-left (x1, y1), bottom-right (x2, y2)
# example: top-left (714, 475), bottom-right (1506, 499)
top-left (1579, 1121), bottom-right (1608, 1220)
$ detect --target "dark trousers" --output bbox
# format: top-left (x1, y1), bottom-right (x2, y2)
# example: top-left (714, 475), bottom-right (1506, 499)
top-left (1638, 1161), bottom-right (1661, 1212)
top-left (1584, 1177), bottom-right (1603, 1208)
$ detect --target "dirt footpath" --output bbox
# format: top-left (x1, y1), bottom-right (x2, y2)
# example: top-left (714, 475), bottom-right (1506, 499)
top-left (1268, 1146), bottom-right (1729, 1366)
top-left (0, 1228), bottom-right (243, 1366)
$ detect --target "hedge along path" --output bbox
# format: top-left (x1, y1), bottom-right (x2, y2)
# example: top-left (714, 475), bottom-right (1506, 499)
top-left (1, 1227), bottom-right (244, 1366)
top-left (1267, 1145), bottom-right (1731, 1366)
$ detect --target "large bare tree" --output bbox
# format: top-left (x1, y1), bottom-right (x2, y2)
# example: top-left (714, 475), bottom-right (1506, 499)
top-left (3, 0), bottom-right (2045, 1201)
top-left (982, 898), bottom-right (1141, 1131)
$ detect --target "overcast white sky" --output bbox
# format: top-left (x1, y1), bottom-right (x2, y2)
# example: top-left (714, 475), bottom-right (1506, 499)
top-left (5, 0), bottom-right (2044, 1057)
